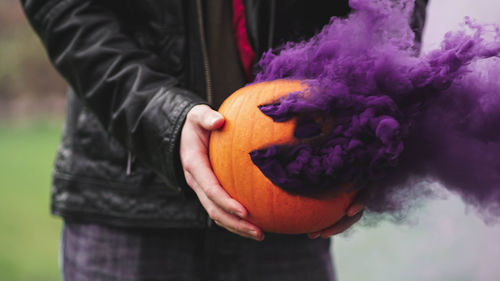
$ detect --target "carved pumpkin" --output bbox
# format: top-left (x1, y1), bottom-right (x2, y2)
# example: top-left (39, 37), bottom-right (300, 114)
top-left (209, 79), bottom-right (357, 234)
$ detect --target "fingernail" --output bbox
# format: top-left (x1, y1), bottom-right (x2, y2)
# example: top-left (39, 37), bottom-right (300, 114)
top-left (210, 117), bottom-right (219, 127)
top-left (211, 113), bottom-right (223, 124)
top-left (250, 230), bottom-right (263, 241)
top-left (233, 210), bottom-right (245, 218)
top-left (349, 206), bottom-right (364, 217)
top-left (309, 233), bottom-right (320, 239)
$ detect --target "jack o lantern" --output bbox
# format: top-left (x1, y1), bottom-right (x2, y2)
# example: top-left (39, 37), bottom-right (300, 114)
top-left (209, 79), bottom-right (357, 234)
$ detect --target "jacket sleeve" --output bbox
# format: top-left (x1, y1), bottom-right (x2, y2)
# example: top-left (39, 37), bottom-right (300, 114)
top-left (21, 0), bottom-right (206, 190)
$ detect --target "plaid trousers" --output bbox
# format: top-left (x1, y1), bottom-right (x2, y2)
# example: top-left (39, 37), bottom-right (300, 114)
top-left (61, 220), bottom-right (336, 281)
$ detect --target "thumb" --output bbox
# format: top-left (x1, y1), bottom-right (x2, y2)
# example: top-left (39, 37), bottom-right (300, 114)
top-left (192, 105), bottom-right (225, 131)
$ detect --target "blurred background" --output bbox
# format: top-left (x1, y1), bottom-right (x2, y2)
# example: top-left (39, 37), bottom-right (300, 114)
top-left (0, 0), bottom-right (499, 280)
top-left (0, 0), bottom-right (65, 280)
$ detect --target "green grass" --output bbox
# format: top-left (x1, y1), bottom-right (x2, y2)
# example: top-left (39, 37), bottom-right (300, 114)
top-left (0, 121), bottom-right (63, 281)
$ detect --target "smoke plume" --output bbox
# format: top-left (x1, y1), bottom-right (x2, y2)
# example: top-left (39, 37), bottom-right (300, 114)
top-left (250, 0), bottom-right (500, 220)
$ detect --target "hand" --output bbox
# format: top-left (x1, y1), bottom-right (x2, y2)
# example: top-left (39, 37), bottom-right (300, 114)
top-left (180, 105), bottom-right (264, 241)
top-left (307, 201), bottom-right (365, 239)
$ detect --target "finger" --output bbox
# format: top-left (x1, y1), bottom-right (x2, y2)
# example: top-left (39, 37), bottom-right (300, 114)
top-left (346, 202), bottom-right (365, 217)
top-left (321, 211), bottom-right (363, 238)
top-left (190, 105), bottom-right (225, 131)
top-left (188, 173), bottom-right (263, 241)
top-left (187, 151), bottom-right (248, 218)
top-left (309, 211), bottom-right (363, 239)
top-left (213, 216), bottom-right (265, 241)
top-left (308, 233), bottom-right (321, 239)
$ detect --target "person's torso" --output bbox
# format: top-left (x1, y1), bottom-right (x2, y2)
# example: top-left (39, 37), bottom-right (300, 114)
top-left (55, 0), bottom-right (427, 228)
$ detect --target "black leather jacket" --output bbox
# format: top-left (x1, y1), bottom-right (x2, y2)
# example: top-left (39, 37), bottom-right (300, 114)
top-left (22, 0), bottom-right (428, 228)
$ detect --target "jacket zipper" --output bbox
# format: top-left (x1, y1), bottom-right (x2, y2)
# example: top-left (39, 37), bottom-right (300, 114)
top-left (195, 0), bottom-right (213, 104)
top-left (268, 0), bottom-right (276, 49)
top-left (126, 151), bottom-right (135, 176)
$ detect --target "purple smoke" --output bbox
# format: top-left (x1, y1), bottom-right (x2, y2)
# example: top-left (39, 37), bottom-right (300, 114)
top-left (250, 0), bottom-right (500, 219)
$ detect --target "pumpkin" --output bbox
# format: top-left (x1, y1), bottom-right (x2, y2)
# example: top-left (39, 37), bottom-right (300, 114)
top-left (209, 79), bottom-right (357, 234)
